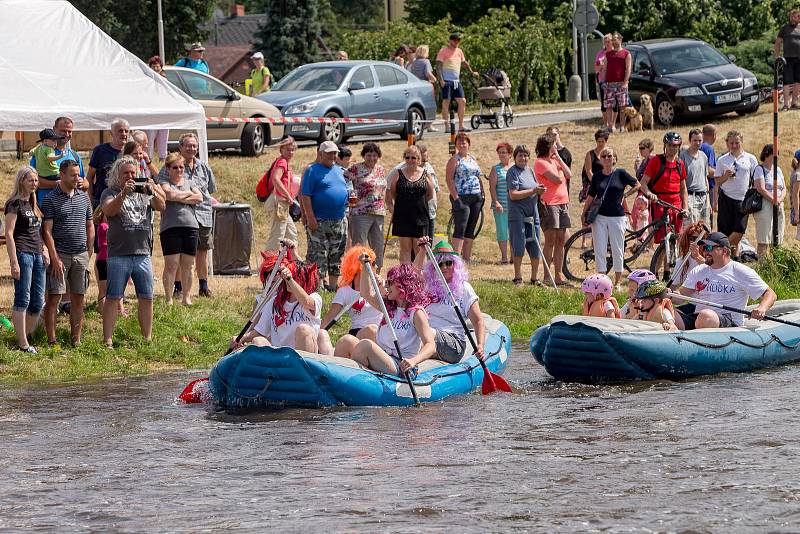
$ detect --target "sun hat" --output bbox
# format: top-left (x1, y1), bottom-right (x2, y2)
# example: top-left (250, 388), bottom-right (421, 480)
top-left (186, 42), bottom-right (205, 52)
top-left (432, 240), bottom-right (459, 256)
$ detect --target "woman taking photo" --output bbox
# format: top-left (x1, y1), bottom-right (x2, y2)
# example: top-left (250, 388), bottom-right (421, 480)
top-left (446, 132), bottom-right (484, 261)
top-left (346, 142), bottom-right (387, 268)
top-left (264, 137), bottom-right (300, 252)
top-left (581, 147), bottom-right (640, 287)
top-left (506, 145), bottom-right (546, 286)
top-left (534, 134), bottom-right (572, 285)
top-left (386, 145), bottom-right (435, 263)
top-left (487, 142), bottom-right (513, 264)
top-left (4, 166), bottom-right (48, 353)
top-left (159, 153), bottom-right (202, 305)
top-left (753, 143), bottom-right (786, 256)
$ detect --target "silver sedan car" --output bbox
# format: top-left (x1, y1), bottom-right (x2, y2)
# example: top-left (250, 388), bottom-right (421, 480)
top-left (259, 60), bottom-right (437, 144)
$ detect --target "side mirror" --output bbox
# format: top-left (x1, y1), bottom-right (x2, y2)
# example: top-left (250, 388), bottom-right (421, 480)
top-left (728, 54), bottom-right (737, 63)
top-left (638, 68), bottom-right (652, 77)
top-left (348, 81), bottom-right (367, 92)
top-left (227, 91), bottom-right (241, 101)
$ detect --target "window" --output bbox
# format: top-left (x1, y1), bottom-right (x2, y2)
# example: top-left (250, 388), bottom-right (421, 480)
top-left (164, 70), bottom-right (186, 94)
top-left (375, 65), bottom-right (400, 87)
top-left (652, 44), bottom-right (728, 75)
top-left (179, 71), bottom-right (230, 100)
top-left (272, 66), bottom-right (350, 91)
top-left (633, 51), bottom-right (652, 74)
top-left (393, 68), bottom-right (408, 85)
top-left (350, 66), bottom-right (375, 89)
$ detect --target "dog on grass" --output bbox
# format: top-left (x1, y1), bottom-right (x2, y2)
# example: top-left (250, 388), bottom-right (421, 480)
top-left (639, 94), bottom-right (655, 130)
top-left (620, 106), bottom-right (643, 132)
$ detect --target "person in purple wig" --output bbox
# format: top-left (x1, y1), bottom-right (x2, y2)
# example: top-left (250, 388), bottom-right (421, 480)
top-left (414, 237), bottom-right (486, 362)
top-left (337, 262), bottom-right (436, 377)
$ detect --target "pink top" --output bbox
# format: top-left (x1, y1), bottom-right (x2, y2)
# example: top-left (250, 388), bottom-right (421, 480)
top-left (97, 221), bottom-right (109, 261)
top-left (594, 50), bottom-right (606, 82)
top-left (534, 156), bottom-right (569, 205)
top-left (270, 157), bottom-right (296, 201)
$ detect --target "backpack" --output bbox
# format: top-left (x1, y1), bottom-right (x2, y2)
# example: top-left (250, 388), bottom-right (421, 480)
top-left (648, 154), bottom-right (686, 195)
top-left (255, 160), bottom-right (279, 202)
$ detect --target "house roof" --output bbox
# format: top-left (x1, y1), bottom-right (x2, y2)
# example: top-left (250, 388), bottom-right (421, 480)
top-left (203, 14), bottom-right (266, 47)
top-left (203, 45), bottom-right (251, 80)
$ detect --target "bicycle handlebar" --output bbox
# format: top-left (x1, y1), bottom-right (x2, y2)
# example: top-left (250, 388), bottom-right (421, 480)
top-left (651, 197), bottom-right (682, 212)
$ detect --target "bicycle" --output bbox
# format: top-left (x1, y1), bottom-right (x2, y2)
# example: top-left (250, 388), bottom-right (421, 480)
top-left (562, 197), bottom-right (683, 283)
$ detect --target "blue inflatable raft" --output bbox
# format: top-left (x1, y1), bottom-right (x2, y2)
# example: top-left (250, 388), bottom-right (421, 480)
top-left (209, 315), bottom-right (511, 409)
top-left (530, 300), bottom-right (800, 383)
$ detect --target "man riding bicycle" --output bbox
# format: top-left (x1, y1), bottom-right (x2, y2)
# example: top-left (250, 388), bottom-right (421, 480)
top-left (639, 132), bottom-right (689, 242)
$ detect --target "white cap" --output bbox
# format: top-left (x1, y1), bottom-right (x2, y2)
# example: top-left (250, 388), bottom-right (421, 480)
top-left (251, 52), bottom-right (264, 60)
top-left (319, 141), bottom-right (339, 153)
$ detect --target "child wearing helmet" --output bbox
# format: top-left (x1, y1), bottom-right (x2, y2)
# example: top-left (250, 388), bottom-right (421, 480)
top-left (620, 269), bottom-right (657, 319)
top-left (632, 280), bottom-right (679, 331)
top-left (581, 273), bottom-right (621, 318)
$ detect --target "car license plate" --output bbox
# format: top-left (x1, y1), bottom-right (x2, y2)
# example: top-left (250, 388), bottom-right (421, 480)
top-left (714, 92), bottom-right (741, 104)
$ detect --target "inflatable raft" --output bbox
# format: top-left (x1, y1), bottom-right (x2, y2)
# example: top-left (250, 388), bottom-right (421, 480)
top-left (530, 299), bottom-right (800, 383)
top-left (209, 315), bottom-right (511, 409)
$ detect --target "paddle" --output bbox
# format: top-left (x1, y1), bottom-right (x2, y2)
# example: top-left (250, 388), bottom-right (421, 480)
top-left (667, 292), bottom-right (800, 328)
top-left (323, 297), bottom-right (357, 330)
top-left (382, 220), bottom-right (393, 265)
top-left (364, 260), bottom-right (420, 406)
top-left (425, 244), bottom-right (512, 394)
top-left (667, 230), bottom-right (706, 288)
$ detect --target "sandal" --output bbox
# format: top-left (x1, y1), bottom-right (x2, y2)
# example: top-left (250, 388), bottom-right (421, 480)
top-left (512, 278), bottom-right (523, 286)
top-left (530, 279), bottom-right (543, 286)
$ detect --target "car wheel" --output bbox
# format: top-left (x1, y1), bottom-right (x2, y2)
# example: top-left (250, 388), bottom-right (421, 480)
top-left (656, 96), bottom-right (675, 126)
top-left (319, 111), bottom-right (344, 144)
top-left (241, 123), bottom-right (265, 156)
top-left (400, 107), bottom-right (425, 140)
top-left (736, 102), bottom-right (760, 116)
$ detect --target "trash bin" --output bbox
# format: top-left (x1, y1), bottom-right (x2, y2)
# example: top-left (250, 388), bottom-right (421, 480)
top-left (212, 203), bottom-right (253, 275)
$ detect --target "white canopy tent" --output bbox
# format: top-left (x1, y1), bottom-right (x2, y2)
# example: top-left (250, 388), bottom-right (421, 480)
top-left (0, 0), bottom-right (208, 159)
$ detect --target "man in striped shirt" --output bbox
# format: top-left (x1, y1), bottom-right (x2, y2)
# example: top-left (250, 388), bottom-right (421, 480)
top-left (41, 160), bottom-right (94, 346)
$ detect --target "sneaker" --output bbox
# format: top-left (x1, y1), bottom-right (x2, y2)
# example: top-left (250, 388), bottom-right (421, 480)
top-left (199, 287), bottom-right (213, 298)
top-left (58, 302), bottom-right (70, 315)
top-left (20, 345), bottom-right (37, 354)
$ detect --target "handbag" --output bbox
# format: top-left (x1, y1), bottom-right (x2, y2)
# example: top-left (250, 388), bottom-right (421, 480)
top-left (585, 173), bottom-right (614, 225)
top-left (740, 164), bottom-right (763, 215)
top-left (289, 200), bottom-right (302, 222)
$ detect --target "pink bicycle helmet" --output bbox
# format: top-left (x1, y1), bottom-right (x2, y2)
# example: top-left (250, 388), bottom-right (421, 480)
top-left (581, 273), bottom-right (613, 299)
top-left (627, 269), bottom-right (657, 285)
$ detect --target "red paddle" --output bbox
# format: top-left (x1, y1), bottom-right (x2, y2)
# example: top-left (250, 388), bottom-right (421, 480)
top-left (425, 245), bottom-right (511, 394)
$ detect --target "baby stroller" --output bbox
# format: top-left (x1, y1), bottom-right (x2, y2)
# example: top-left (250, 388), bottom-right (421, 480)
top-left (470, 68), bottom-right (513, 130)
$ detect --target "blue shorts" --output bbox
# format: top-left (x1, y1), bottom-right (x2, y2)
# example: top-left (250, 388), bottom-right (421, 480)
top-left (441, 80), bottom-right (465, 100)
top-left (509, 217), bottom-right (542, 259)
top-left (106, 255), bottom-right (154, 300)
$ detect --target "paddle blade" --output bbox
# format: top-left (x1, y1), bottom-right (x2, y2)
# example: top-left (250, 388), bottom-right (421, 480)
top-left (481, 370), bottom-right (512, 395)
top-left (178, 378), bottom-right (210, 404)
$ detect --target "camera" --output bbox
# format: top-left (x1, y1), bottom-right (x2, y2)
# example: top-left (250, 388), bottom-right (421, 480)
top-left (133, 175), bottom-right (149, 194)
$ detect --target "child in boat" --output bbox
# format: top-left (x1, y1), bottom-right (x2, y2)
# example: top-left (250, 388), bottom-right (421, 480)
top-left (233, 241), bottom-right (331, 354)
top-left (620, 269), bottom-right (657, 319)
top-left (322, 245), bottom-right (383, 350)
top-left (413, 237), bottom-right (485, 362)
top-left (632, 280), bottom-right (679, 331)
top-left (581, 273), bottom-right (620, 318)
top-left (337, 261), bottom-right (436, 377)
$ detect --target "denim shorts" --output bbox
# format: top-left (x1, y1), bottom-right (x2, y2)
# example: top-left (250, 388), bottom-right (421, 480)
top-left (106, 254), bottom-right (154, 300)
top-left (13, 251), bottom-right (45, 314)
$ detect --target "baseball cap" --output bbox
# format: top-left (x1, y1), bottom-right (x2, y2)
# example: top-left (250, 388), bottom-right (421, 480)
top-left (251, 52), bottom-right (264, 60)
top-left (186, 42), bottom-right (205, 52)
top-left (699, 231), bottom-right (731, 249)
top-left (39, 128), bottom-right (65, 141)
top-left (449, 33), bottom-right (462, 41)
top-left (319, 141), bottom-right (339, 153)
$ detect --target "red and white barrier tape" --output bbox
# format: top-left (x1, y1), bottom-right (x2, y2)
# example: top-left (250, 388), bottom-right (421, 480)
top-left (206, 116), bottom-right (432, 125)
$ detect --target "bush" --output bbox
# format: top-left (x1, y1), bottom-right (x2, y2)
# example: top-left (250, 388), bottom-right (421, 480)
top-left (336, 7), bottom-right (570, 103)
top-left (723, 33), bottom-right (778, 89)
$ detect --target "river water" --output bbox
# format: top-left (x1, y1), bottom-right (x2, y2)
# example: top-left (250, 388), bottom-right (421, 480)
top-left (2, 346), bottom-right (799, 532)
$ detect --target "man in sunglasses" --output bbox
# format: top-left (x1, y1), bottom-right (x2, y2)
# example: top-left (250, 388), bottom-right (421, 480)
top-left (675, 232), bottom-right (775, 329)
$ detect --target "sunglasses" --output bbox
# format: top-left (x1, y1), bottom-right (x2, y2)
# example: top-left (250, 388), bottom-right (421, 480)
top-left (701, 244), bottom-right (720, 252)
top-left (171, 165), bottom-right (184, 170)
top-left (404, 156), bottom-right (418, 160)
top-left (638, 146), bottom-right (647, 150)
top-left (438, 260), bottom-right (454, 268)
top-left (600, 155), bottom-right (614, 159)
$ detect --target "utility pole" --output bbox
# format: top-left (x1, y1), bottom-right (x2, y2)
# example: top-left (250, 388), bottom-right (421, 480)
top-left (157, 0), bottom-right (165, 64)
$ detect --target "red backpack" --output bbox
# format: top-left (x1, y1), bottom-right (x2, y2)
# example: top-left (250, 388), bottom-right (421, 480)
top-left (255, 160), bottom-right (279, 202)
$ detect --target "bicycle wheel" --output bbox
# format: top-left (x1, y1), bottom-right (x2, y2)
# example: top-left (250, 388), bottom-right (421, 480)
top-left (563, 227), bottom-right (603, 282)
top-left (649, 234), bottom-right (679, 283)
top-left (447, 214), bottom-right (454, 241)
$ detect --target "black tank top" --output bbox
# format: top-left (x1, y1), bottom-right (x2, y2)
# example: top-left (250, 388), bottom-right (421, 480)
top-left (393, 169), bottom-right (430, 226)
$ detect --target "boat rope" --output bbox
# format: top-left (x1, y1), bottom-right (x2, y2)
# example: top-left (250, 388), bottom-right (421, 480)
top-left (675, 333), bottom-right (800, 350)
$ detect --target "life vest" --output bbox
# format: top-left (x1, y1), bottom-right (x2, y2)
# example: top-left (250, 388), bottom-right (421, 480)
top-left (583, 296), bottom-right (621, 319)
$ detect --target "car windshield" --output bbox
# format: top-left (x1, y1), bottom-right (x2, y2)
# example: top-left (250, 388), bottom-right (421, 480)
top-left (273, 66), bottom-right (351, 91)
top-left (651, 44), bottom-right (729, 75)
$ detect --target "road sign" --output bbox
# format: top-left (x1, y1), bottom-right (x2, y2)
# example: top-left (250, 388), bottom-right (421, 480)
top-left (573, 2), bottom-right (599, 34)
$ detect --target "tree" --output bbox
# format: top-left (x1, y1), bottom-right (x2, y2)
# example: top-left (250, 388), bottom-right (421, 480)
top-left (255, 0), bottom-right (323, 79)
top-left (71, 0), bottom-right (214, 62)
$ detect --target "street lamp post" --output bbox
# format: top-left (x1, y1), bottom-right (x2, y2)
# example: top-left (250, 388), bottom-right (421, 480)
top-left (157, 0), bottom-right (165, 64)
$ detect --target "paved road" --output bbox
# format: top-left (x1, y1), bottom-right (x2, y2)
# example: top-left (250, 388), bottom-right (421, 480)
top-left (293, 106), bottom-right (603, 148)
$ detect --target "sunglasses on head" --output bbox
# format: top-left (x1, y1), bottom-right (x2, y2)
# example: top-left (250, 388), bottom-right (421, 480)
top-left (438, 260), bottom-right (454, 268)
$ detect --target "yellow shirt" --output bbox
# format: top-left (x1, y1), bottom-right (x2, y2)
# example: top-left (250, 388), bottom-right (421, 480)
top-left (251, 66), bottom-right (271, 95)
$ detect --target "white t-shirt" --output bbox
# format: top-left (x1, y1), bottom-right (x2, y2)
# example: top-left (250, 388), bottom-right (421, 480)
top-left (331, 285), bottom-right (382, 330)
top-left (425, 281), bottom-right (479, 339)
top-left (376, 306), bottom-right (423, 359)
top-left (715, 151), bottom-right (759, 200)
top-left (753, 165), bottom-right (786, 193)
top-left (254, 292), bottom-right (323, 347)
top-left (682, 262), bottom-right (769, 326)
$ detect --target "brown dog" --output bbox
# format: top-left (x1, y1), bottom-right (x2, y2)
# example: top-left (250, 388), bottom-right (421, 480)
top-left (620, 106), bottom-right (643, 132)
top-left (639, 94), bottom-right (655, 130)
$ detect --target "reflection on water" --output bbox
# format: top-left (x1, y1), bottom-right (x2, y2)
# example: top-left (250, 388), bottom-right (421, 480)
top-left (2, 346), bottom-right (800, 531)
